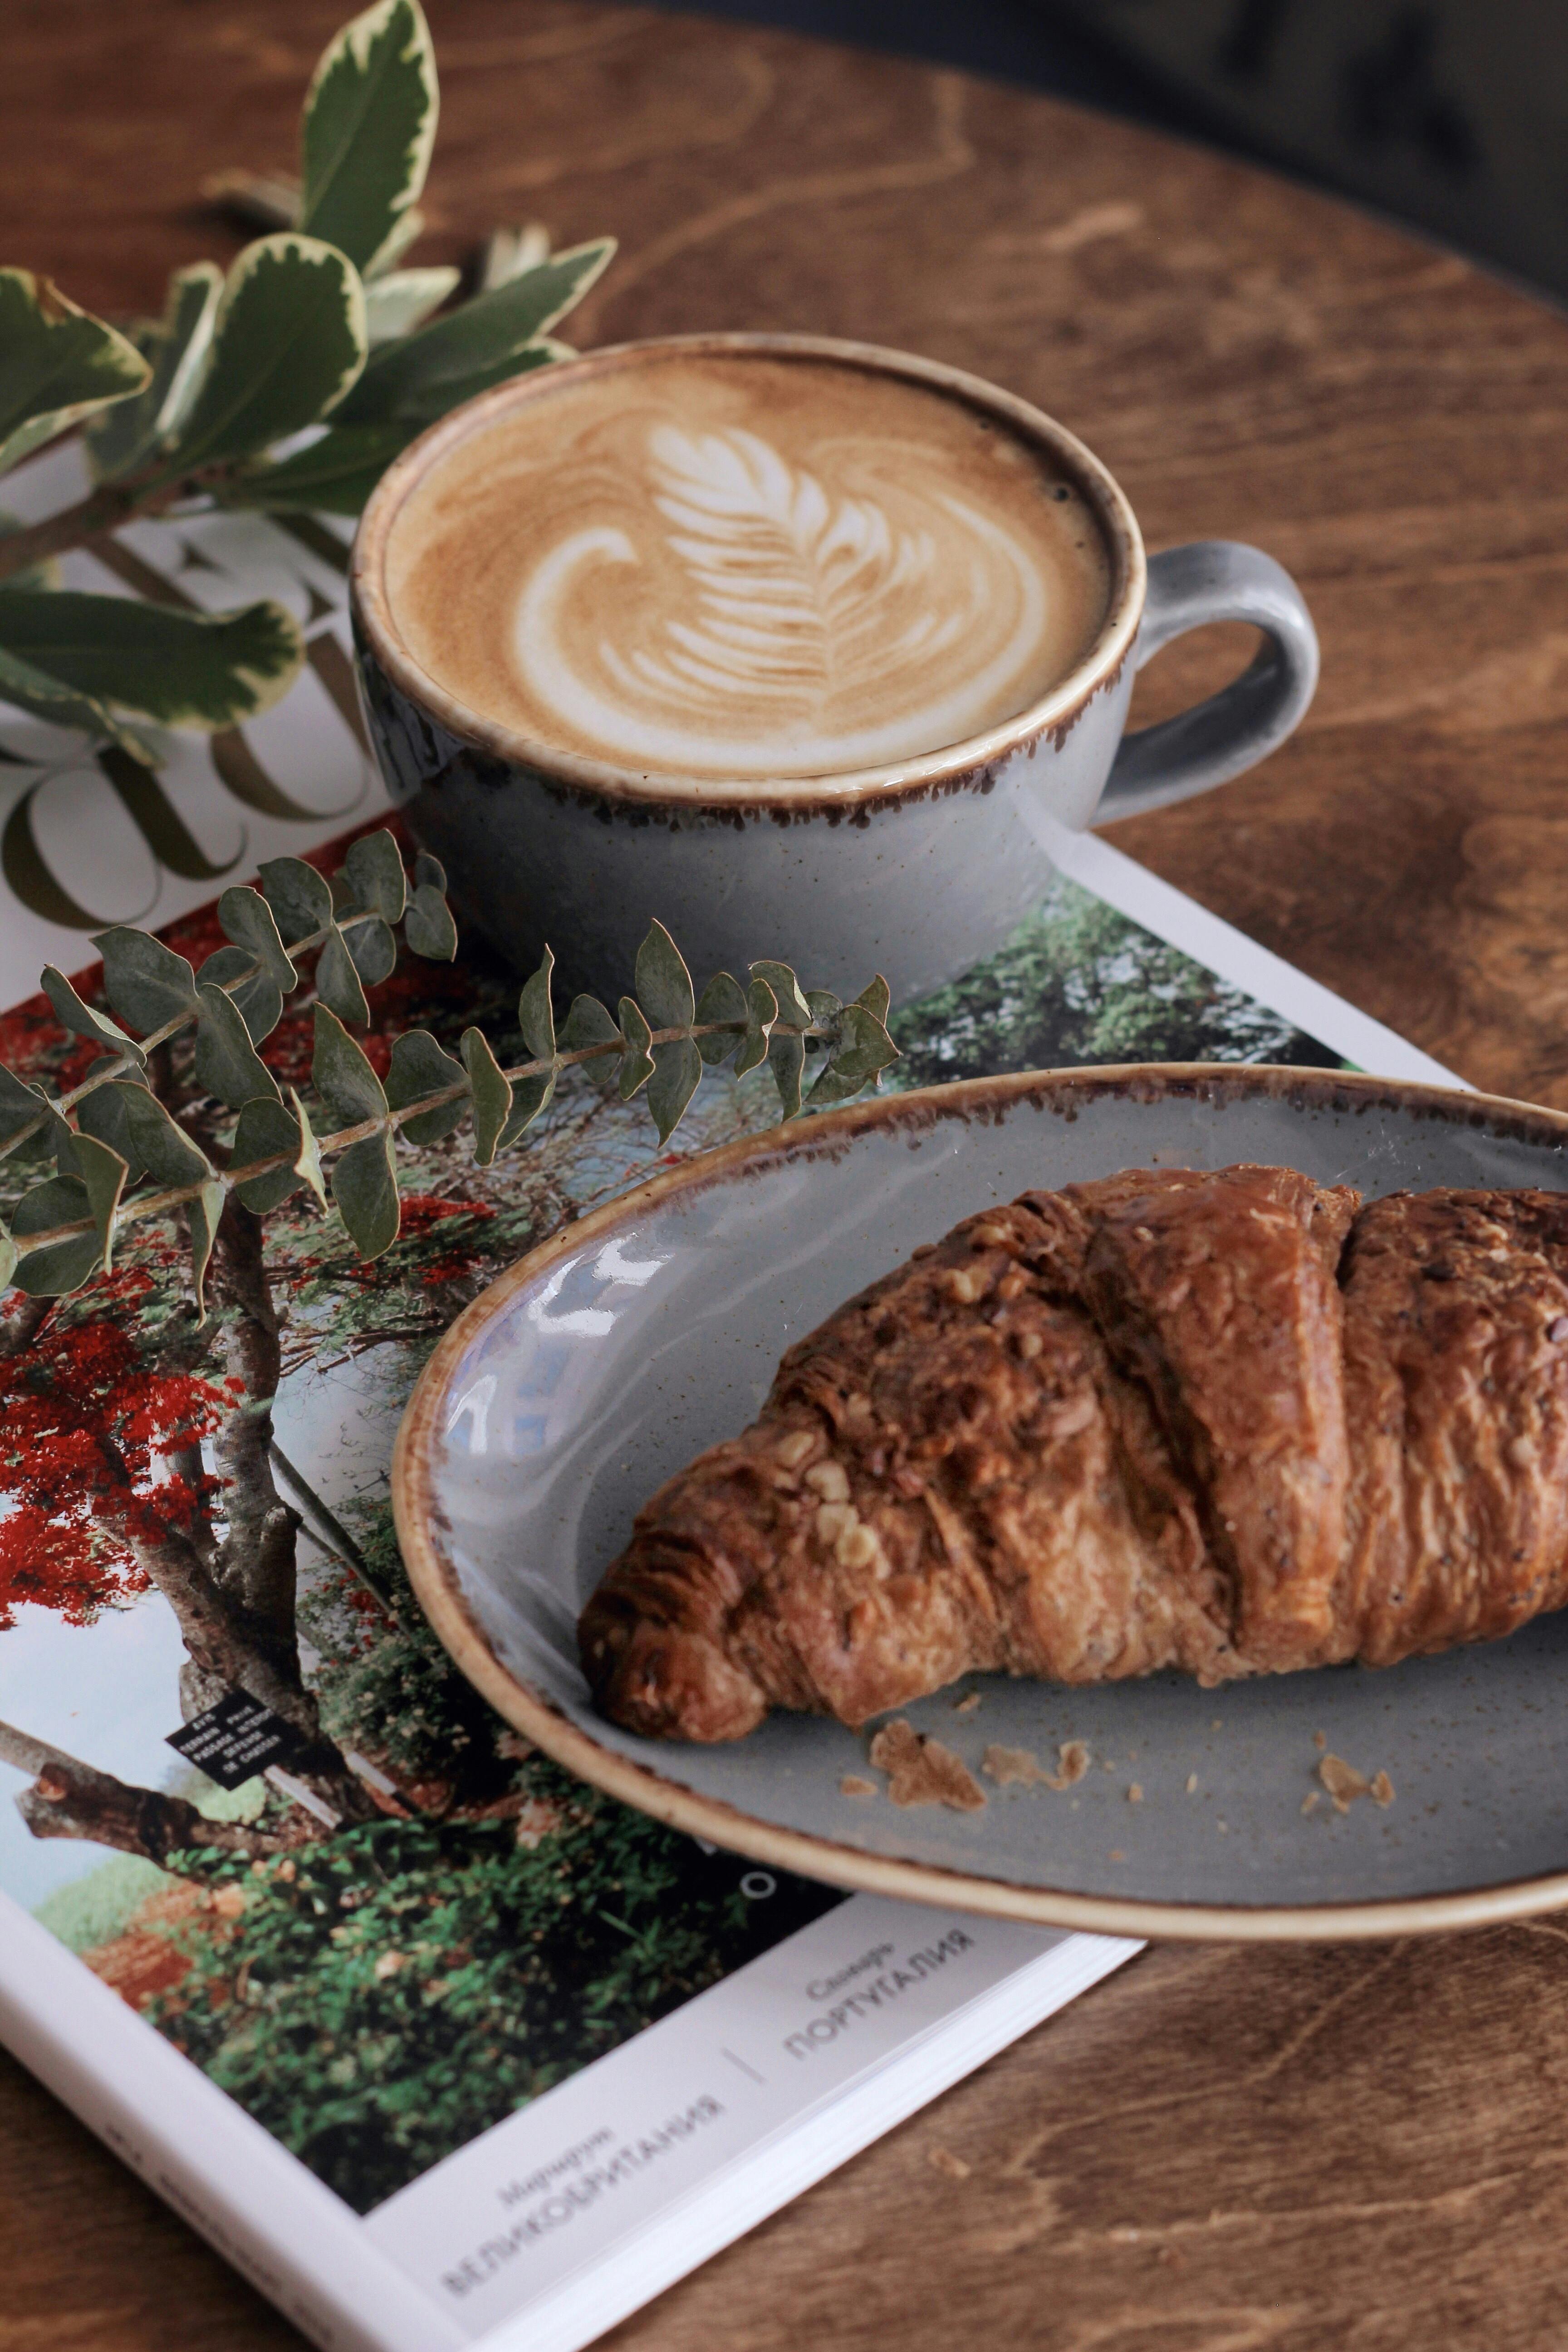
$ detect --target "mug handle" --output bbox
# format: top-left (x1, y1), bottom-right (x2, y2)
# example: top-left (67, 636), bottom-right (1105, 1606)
top-left (1094, 541), bottom-right (1319, 823)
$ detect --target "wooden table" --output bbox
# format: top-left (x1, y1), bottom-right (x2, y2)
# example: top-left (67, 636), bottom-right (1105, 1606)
top-left (8, 4), bottom-right (1568, 2345)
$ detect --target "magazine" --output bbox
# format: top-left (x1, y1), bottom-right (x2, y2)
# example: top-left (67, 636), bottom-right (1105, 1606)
top-left (0, 466), bottom-right (1455, 2352)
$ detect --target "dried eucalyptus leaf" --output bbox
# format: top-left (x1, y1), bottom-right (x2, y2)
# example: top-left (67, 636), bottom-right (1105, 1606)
top-left (0, 1066), bottom-right (69, 1163)
top-left (331, 1130), bottom-right (400, 1259)
top-left (560, 993), bottom-right (620, 1082)
top-left (617, 998), bottom-right (654, 1102)
top-left (343, 912), bottom-right (397, 990)
top-left (693, 971), bottom-right (746, 1064)
top-left (197, 945), bottom-right (283, 1046)
top-left (855, 975), bottom-right (892, 1027)
top-left (634, 920), bottom-right (695, 1032)
top-left (804, 1062), bottom-right (871, 1109)
top-left (158, 234), bottom-right (367, 474)
top-left (805, 988), bottom-right (842, 1027)
top-left (413, 850), bottom-right (446, 891)
top-left (233, 1095), bottom-right (308, 1211)
top-left (290, 1089), bottom-right (329, 1210)
top-left (734, 976), bottom-right (777, 1080)
top-left (73, 1065), bottom-right (147, 1182)
top-left (118, 1083), bottom-right (211, 1187)
top-left (258, 853), bottom-right (333, 945)
top-left (299, 0), bottom-right (437, 277)
top-left (517, 944), bottom-right (556, 1062)
top-left (315, 923), bottom-right (372, 1024)
top-left (312, 1003), bottom-right (387, 1125)
top-left (647, 1036), bottom-right (702, 1145)
top-left (497, 1068), bottom-right (554, 1149)
top-left (749, 959), bottom-right (811, 1032)
top-left (91, 926), bottom-right (199, 1035)
top-left (10, 1176), bottom-right (103, 1297)
top-left (460, 1028), bottom-right (511, 1166)
top-left (68, 1131), bottom-right (128, 1273)
top-left (341, 828), bottom-right (407, 922)
top-left (189, 1178), bottom-right (228, 1320)
top-left (217, 885), bottom-right (298, 990)
top-left (386, 1028), bottom-right (466, 1145)
top-left (0, 272), bottom-right (150, 478)
top-left (403, 880), bottom-right (457, 960)
top-left (768, 1029), bottom-right (805, 1122)
top-left (193, 982), bottom-right (282, 1109)
top-left (0, 1221), bottom-right (15, 1291)
top-left (41, 966), bottom-right (144, 1066)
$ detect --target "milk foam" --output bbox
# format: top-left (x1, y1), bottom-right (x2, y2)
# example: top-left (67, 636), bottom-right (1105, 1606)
top-left (383, 353), bottom-right (1111, 779)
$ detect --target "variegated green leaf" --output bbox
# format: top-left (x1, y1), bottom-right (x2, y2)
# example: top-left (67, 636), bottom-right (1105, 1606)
top-left (299, 0), bottom-right (438, 276)
top-left (316, 923), bottom-right (372, 1024)
top-left (560, 993), bottom-right (621, 1082)
top-left (734, 976), bottom-right (777, 1080)
top-left (633, 920), bottom-right (695, 1032)
top-left (749, 959), bottom-right (812, 1032)
top-left (331, 1130), bottom-right (400, 1259)
top-left (217, 885), bottom-right (298, 991)
top-left (193, 982), bottom-right (282, 1109)
top-left (647, 1036), bottom-right (702, 1145)
top-left (198, 945), bottom-right (283, 1045)
top-left (517, 945), bottom-right (556, 1062)
top-left (460, 1028), bottom-right (510, 1166)
top-left (258, 853), bottom-right (333, 945)
top-left (363, 265), bottom-right (457, 342)
top-left (0, 643), bottom-right (146, 758)
top-left (84, 263), bottom-right (223, 481)
top-left (10, 1176), bottom-right (102, 1296)
top-left (0, 590), bottom-right (303, 730)
top-left (386, 1029), bottom-right (466, 1145)
top-left (218, 420), bottom-right (412, 516)
top-left (694, 970), bottom-right (747, 1064)
top-left (69, 1131), bottom-right (128, 1274)
top-left (91, 926), bottom-right (199, 1036)
top-left (159, 234), bottom-right (367, 474)
top-left (312, 1003), bottom-right (387, 1124)
top-left (617, 998), bottom-right (654, 1102)
top-left (41, 966), bottom-right (144, 1066)
top-left (341, 830), bottom-right (407, 922)
top-left (0, 272), bottom-right (150, 478)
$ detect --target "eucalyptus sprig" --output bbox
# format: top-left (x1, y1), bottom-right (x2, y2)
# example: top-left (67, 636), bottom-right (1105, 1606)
top-left (0, 831), bottom-right (899, 1304)
top-left (0, 0), bottom-right (612, 758)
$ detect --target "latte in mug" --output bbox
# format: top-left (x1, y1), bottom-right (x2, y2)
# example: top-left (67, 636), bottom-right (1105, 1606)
top-left (382, 349), bottom-right (1112, 779)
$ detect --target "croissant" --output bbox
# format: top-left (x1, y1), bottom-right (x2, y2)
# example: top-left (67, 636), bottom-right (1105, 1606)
top-left (578, 1166), bottom-right (1568, 1741)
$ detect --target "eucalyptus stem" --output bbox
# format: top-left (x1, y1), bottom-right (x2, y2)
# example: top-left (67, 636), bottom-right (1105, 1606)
top-left (4, 1017), bottom-right (835, 1266)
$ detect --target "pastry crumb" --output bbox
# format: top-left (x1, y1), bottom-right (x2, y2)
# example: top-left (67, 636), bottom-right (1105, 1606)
top-left (1216, 1820), bottom-right (1229, 1833)
top-left (870, 1719), bottom-right (987, 1811)
top-left (953, 1691), bottom-right (982, 1715)
top-left (982, 1739), bottom-right (1089, 1792)
top-left (1127, 1783), bottom-right (1143, 1803)
top-left (1055, 1740), bottom-right (1090, 1788)
top-left (1301, 1790), bottom-right (1321, 1816)
top-left (1185, 1772), bottom-right (1198, 1795)
top-left (1313, 1730), bottom-right (1327, 1750)
top-left (1109, 1848), bottom-right (1127, 1862)
top-left (840, 1774), bottom-right (877, 1798)
top-left (927, 2146), bottom-right (970, 2180)
top-left (1318, 1754), bottom-right (1382, 1813)
top-left (1371, 1769), bottom-right (1395, 1808)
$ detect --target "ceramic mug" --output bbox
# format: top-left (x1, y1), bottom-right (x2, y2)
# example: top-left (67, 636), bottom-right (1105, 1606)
top-left (351, 333), bottom-right (1318, 1006)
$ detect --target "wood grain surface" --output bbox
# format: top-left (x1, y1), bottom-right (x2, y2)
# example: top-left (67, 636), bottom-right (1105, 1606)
top-left (6, 4), bottom-right (1568, 2347)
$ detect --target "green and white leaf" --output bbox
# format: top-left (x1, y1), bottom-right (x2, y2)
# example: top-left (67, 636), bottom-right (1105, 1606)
top-left (460, 1027), bottom-right (511, 1166)
top-left (299, 0), bottom-right (437, 275)
top-left (312, 1003), bottom-right (388, 1125)
top-left (159, 235), bottom-right (367, 474)
top-left (197, 945), bottom-right (283, 1045)
top-left (258, 853), bottom-right (334, 946)
top-left (10, 1176), bottom-right (103, 1297)
top-left (517, 945), bottom-right (556, 1062)
top-left (634, 919), bottom-right (695, 1032)
top-left (560, 993), bottom-right (621, 1082)
top-left (0, 591), bottom-right (303, 729)
top-left (84, 264), bottom-right (223, 480)
top-left (0, 642), bottom-right (147, 758)
top-left (476, 223), bottom-right (550, 291)
top-left (193, 982), bottom-right (282, 1108)
top-left (40, 966), bottom-right (144, 1065)
top-left (0, 272), bottom-right (150, 478)
top-left (616, 997), bottom-right (654, 1102)
top-left (386, 1028), bottom-right (466, 1145)
top-left (91, 926), bottom-right (199, 1035)
top-left (217, 886), bottom-right (298, 992)
top-left (331, 1130), bottom-right (400, 1258)
top-left (218, 420), bottom-right (413, 516)
top-left (363, 265), bottom-right (458, 342)
top-left (694, 970), bottom-right (747, 1065)
top-left (335, 242), bottom-right (612, 427)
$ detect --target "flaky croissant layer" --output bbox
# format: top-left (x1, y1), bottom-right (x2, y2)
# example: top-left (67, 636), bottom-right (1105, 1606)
top-left (578, 1166), bottom-right (1568, 1741)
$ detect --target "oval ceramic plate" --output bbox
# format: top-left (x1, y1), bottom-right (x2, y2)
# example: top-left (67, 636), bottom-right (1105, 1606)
top-left (393, 1066), bottom-right (1568, 1941)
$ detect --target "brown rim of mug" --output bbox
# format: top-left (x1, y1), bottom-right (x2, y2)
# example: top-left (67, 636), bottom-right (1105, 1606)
top-left (392, 1061), bottom-right (1568, 1944)
top-left (350, 331), bottom-right (1147, 811)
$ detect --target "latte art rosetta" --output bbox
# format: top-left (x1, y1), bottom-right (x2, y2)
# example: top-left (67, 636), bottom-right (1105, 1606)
top-left (382, 351), bottom-right (1113, 779)
top-left (515, 426), bottom-right (1051, 773)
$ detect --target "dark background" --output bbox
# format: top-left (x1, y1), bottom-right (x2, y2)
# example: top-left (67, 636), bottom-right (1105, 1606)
top-left (661, 0), bottom-right (1568, 306)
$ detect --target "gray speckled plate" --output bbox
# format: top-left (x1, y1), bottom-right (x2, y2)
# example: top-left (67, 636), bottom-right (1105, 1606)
top-left (393, 1066), bottom-right (1568, 1940)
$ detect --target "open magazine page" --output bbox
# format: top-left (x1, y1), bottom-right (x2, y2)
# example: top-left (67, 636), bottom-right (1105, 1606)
top-left (0, 463), bottom-right (1452, 2346)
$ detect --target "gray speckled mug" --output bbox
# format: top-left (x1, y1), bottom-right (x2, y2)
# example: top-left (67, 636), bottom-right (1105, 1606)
top-left (350, 333), bottom-right (1318, 1004)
